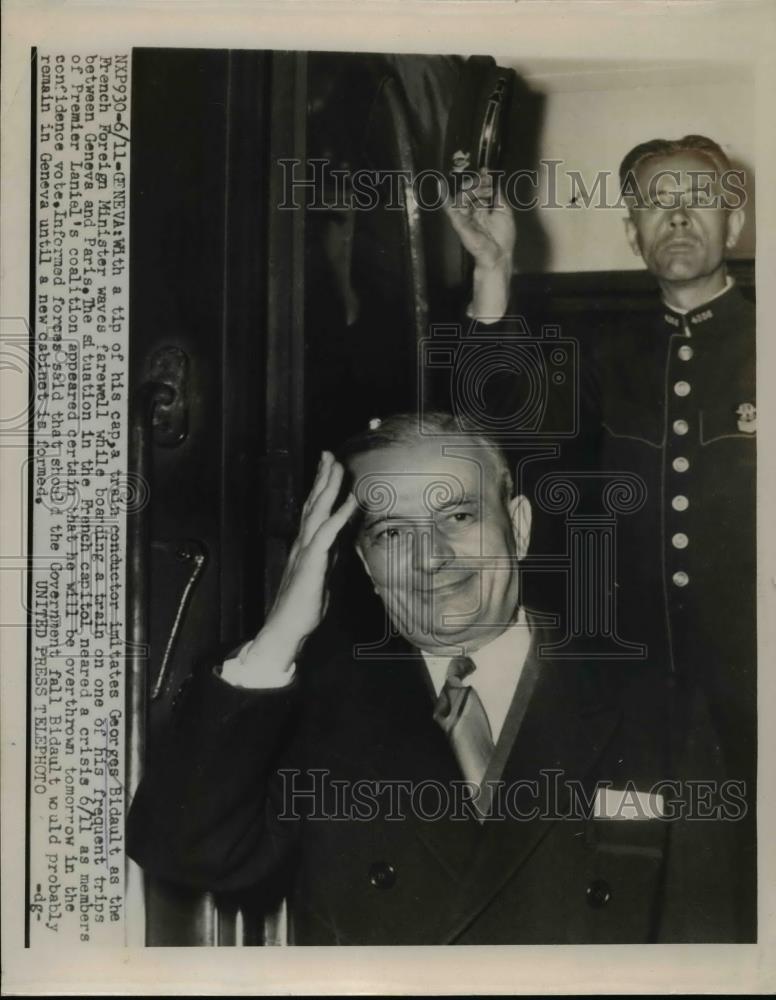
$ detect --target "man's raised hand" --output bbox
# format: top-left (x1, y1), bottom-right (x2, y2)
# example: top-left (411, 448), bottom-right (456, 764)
top-left (252, 451), bottom-right (358, 670)
top-left (443, 169), bottom-right (515, 323)
top-left (443, 169), bottom-right (515, 271)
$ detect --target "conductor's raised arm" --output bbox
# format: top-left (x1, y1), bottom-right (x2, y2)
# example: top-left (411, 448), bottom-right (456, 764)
top-left (443, 169), bottom-right (515, 324)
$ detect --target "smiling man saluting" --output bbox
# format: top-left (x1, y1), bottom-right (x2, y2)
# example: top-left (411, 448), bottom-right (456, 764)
top-left (128, 409), bottom-right (744, 944)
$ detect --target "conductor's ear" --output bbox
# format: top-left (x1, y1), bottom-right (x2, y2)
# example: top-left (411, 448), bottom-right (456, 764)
top-left (725, 206), bottom-right (746, 250)
top-left (508, 494), bottom-right (532, 561)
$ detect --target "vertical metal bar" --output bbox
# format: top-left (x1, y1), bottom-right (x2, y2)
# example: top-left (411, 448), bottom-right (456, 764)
top-left (257, 49), bottom-right (308, 948)
top-left (380, 75), bottom-right (428, 408)
top-left (264, 51), bottom-right (308, 611)
top-left (291, 54), bottom-right (308, 495)
top-left (218, 49), bottom-right (268, 653)
top-left (219, 51), bottom-right (236, 646)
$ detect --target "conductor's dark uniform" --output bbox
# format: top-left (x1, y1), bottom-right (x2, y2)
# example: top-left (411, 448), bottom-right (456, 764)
top-left (479, 280), bottom-right (756, 938)
top-left (590, 283), bottom-right (756, 775)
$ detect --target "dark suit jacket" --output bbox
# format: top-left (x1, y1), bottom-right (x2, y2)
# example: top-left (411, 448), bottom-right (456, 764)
top-left (127, 614), bottom-right (750, 944)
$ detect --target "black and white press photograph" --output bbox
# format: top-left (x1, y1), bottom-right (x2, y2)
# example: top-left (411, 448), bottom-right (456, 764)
top-left (2, 0), bottom-right (774, 994)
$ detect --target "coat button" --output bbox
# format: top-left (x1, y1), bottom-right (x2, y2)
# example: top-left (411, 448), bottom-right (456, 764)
top-left (672, 456), bottom-right (690, 472)
top-left (672, 532), bottom-right (689, 549)
top-left (671, 495), bottom-right (689, 511)
top-left (674, 380), bottom-right (691, 397)
top-left (369, 862), bottom-right (396, 889)
top-left (678, 344), bottom-right (694, 361)
top-left (586, 879), bottom-right (612, 909)
top-left (673, 570), bottom-right (689, 587)
top-left (673, 419), bottom-right (689, 435)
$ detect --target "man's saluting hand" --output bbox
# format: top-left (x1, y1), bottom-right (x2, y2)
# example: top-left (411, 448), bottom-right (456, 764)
top-left (234, 451), bottom-right (357, 680)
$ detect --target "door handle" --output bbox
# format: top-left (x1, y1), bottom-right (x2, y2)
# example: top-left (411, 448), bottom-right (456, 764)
top-left (149, 538), bottom-right (208, 702)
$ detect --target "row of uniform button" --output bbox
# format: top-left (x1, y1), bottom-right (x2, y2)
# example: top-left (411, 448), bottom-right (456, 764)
top-left (670, 338), bottom-right (693, 589)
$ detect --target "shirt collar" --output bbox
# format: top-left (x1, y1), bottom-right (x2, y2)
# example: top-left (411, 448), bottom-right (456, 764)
top-left (421, 607), bottom-right (530, 697)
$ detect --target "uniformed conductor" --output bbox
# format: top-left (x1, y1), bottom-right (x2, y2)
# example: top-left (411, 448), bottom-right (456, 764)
top-left (607, 136), bottom-right (755, 781)
top-left (128, 412), bottom-right (745, 944)
top-left (445, 133), bottom-right (756, 939)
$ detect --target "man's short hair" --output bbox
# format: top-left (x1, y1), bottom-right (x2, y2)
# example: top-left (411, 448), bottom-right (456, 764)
top-left (337, 411), bottom-right (514, 505)
top-left (619, 134), bottom-right (732, 193)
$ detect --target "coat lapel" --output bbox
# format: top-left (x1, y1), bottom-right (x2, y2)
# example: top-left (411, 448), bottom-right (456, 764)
top-left (307, 621), bottom-right (624, 936)
top-left (439, 635), bottom-right (624, 943)
top-left (329, 632), bottom-right (486, 873)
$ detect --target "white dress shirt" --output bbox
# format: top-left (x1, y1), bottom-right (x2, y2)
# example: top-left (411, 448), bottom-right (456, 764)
top-left (220, 637), bottom-right (297, 688)
top-left (421, 609), bottom-right (531, 743)
top-left (221, 611), bottom-right (533, 741)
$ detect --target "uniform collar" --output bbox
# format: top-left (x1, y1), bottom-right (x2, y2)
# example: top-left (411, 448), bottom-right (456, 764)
top-left (661, 275), bottom-right (741, 330)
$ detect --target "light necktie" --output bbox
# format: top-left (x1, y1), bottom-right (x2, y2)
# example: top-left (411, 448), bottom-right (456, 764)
top-left (433, 655), bottom-right (495, 788)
